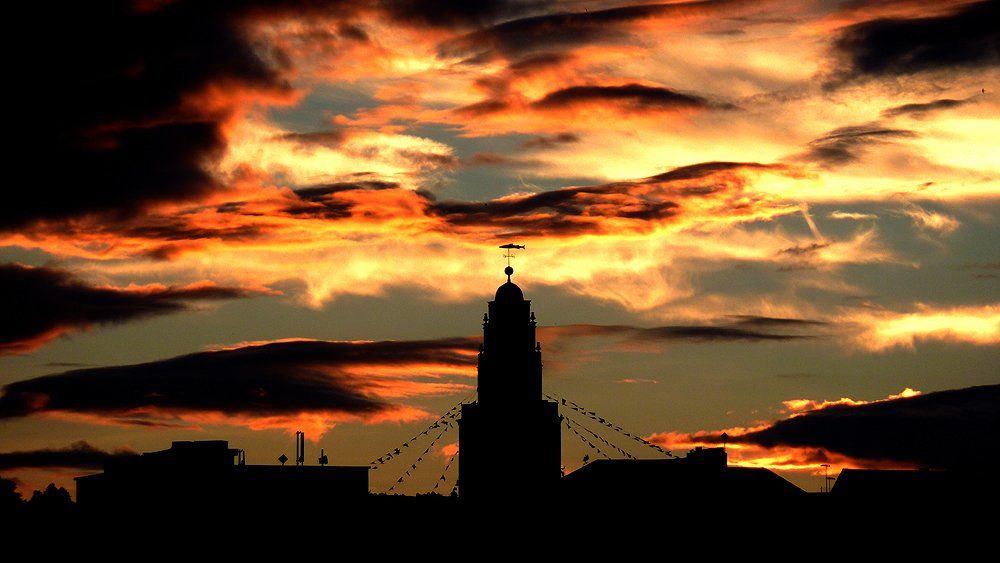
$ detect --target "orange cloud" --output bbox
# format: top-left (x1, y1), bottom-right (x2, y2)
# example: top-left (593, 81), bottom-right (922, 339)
top-left (39, 406), bottom-right (433, 443)
top-left (4, 0), bottom-right (997, 359)
top-left (8, 159), bottom-right (895, 316)
top-left (781, 388), bottom-right (921, 414)
top-left (648, 384), bottom-right (998, 475)
top-left (439, 442), bottom-right (459, 458)
top-left (652, 430), bottom-right (917, 475)
top-left (844, 304), bottom-right (1000, 351)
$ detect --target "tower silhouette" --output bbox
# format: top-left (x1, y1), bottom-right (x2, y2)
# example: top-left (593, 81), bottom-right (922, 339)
top-left (458, 266), bottom-right (561, 502)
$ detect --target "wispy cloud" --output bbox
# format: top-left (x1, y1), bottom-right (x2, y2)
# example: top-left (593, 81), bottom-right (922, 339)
top-left (0, 263), bottom-right (265, 355)
top-left (0, 441), bottom-right (136, 471)
top-left (843, 304), bottom-right (1000, 351)
top-left (828, 211), bottom-right (878, 221)
top-left (901, 204), bottom-right (960, 234)
top-left (0, 337), bottom-right (478, 436)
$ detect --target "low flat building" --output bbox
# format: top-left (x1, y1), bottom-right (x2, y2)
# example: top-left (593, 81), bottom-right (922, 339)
top-left (561, 447), bottom-right (804, 505)
top-left (75, 440), bottom-right (368, 515)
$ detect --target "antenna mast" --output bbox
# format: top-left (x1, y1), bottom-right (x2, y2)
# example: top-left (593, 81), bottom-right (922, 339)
top-left (295, 431), bottom-right (305, 466)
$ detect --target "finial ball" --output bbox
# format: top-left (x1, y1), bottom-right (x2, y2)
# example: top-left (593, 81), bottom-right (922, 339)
top-left (504, 266), bottom-right (514, 276)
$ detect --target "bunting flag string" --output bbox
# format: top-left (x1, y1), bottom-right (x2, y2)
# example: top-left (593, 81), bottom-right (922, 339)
top-left (563, 418), bottom-right (611, 463)
top-left (386, 415), bottom-right (456, 493)
top-left (563, 413), bottom-right (636, 460)
top-left (369, 394), bottom-right (474, 470)
top-left (546, 392), bottom-right (674, 458)
top-left (432, 450), bottom-right (458, 492)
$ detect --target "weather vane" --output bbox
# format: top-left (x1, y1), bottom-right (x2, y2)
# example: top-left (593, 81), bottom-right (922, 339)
top-left (499, 243), bottom-right (524, 267)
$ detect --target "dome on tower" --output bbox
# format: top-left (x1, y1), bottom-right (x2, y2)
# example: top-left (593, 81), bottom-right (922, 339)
top-left (494, 266), bottom-right (524, 302)
top-left (495, 281), bottom-right (524, 302)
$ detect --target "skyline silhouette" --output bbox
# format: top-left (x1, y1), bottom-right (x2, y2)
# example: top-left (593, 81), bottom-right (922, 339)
top-left (3, 265), bottom-right (995, 521)
top-left (1, 0), bottom-right (998, 530)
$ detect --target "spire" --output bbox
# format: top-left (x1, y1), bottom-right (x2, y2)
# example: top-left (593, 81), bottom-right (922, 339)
top-left (460, 249), bottom-right (559, 502)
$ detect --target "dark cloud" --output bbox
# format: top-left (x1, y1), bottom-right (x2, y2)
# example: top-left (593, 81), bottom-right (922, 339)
top-left (278, 130), bottom-right (348, 147)
top-left (643, 161), bottom-right (779, 183)
top-left (519, 132), bottom-right (581, 150)
top-left (778, 242), bottom-right (832, 256)
top-left (439, 1), bottom-right (738, 57)
top-left (507, 52), bottom-right (573, 73)
top-left (292, 181), bottom-right (401, 201)
top-left (0, 338), bottom-right (478, 423)
top-left (454, 99), bottom-right (512, 117)
top-left (429, 187), bottom-right (614, 219)
top-left (67, 159), bottom-right (780, 243)
top-left (881, 97), bottom-right (972, 118)
top-left (540, 319), bottom-right (822, 343)
top-left (422, 160), bottom-right (777, 237)
top-left (798, 124), bottom-right (916, 167)
top-left (76, 219), bottom-right (275, 261)
top-left (462, 57), bottom-right (726, 120)
top-left (424, 183), bottom-right (680, 237)
top-left (279, 181), bottom-right (405, 220)
top-left (5, 0), bottom-right (468, 230)
top-left (0, 264), bottom-right (255, 354)
top-left (631, 326), bottom-right (814, 341)
top-left (830, 1), bottom-right (1000, 83)
top-left (531, 84), bottom-right (714, 112)
top-left (336, 21), bottom-right (370, 42)
top-left (960, 262), bottom-right (1000, 280)
top-left (738, 384), bottom-right (1000, 469)
top-left (465, 152), bottom-right (542, 167)
top-left (777, 264), bottom-right (820, 272)
top-left (724, 315), bottom-right (830, 328)
top-left (120, 223), bottom-right (267, 243)
top-left (6, 1), bottom-right (300, 229)
top-left (382, 0), bottom-right (546, 28)
top-left (398, 150), bottom-right (461, 170)
top-left (151, 284), bottom-right (253, 301)
top-left (0, 442), bottom-right (136, 471)
top-left (88, 157), bottom-right (782, 243)
top-left (8, 119), bottom-right (227, 230)
top-left (50, 159), bottom-right (776, 243)
top-left (281, 202), bottom-right (353, 220)
top-left (471, 52), bottom-right (574, 99)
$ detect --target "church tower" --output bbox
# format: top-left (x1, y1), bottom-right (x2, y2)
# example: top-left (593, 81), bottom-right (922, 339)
top-left (458, 266), bottom-right (562, 501)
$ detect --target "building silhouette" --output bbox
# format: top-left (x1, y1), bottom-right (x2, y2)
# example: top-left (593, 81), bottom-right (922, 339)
top-left (561, 446), bottom-right (804, 504)
top-left (830, 468), bottom-right (991, 502)
top-left (458, 266), bottom-right (561, 501)
top-left (75, 440), bottom-right (368, 514)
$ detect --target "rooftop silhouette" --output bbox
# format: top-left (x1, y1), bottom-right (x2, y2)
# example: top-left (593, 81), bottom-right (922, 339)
top-left (74, 439), bottom-right (368, 515)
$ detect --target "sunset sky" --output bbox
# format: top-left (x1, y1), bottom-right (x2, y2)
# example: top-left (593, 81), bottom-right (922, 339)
top-left (1, 0), bottom-right (998, 495)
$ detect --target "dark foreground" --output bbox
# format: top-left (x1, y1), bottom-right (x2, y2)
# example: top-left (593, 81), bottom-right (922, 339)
top-left (5, 491), bottom-right (994, 555)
